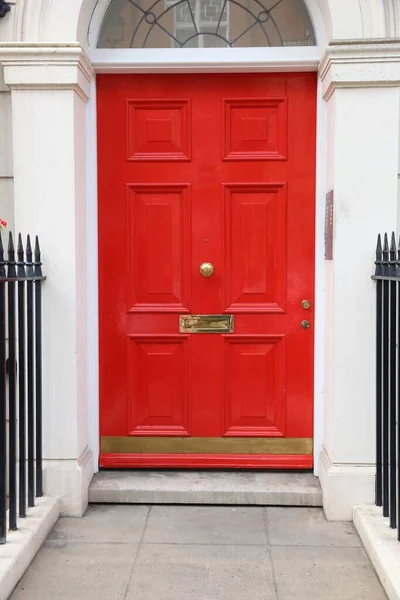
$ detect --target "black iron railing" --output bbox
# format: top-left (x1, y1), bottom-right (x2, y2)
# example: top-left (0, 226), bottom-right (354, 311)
top-left (0, 232), bottom-right (45, 544)
top-left (373, 232), bottom-right (400, 540)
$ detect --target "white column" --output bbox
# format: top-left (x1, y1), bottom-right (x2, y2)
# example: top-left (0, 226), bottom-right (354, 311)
top-left (319, 42), bottom-right (400, 520)
top-left (0, 44), bottom-right (94, 516)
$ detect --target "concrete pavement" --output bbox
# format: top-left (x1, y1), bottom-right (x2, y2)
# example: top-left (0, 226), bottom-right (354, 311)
top-left (9, 505), bottom-right (387, 600)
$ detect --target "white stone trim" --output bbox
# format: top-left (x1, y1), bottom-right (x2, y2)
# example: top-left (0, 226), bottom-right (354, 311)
top-left (43, 447), bottom-right (94, 517)
top-left (84, 51), bottom-right (326, 477)
top-left (320, 40), bottom-right (400, 100)
top-left (0, 43), bottom-right (93, 101)
top-left (86, 75), bottom-right (100, 472)
top-left (354, 504), bottom-right (400, 600)
top-left (313, 75), bottom-right (327, 474)
top-left (319, 447), bottom-right (376, 520)
top-left (88, 47), bottom-right (323, 73)
top-left (0, 497), bottom-right (59, 600)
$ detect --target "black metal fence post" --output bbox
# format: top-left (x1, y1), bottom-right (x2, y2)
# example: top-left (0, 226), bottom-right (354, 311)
top-left (17, 234), bottom-right (26, 518)
top-left (397, 236), bottom-right (400, 541)
top-left (26, 235), bottom-right (34, 507)
top-left (7, 234), bottom-right (17, 531)
top-left (375, 234), bottom-right (383, 507)
top-left (0, 236), bottom-right (6, 545)
top-left (373, 231), bottom-right (400, 540)
top-left (34, 237), bottom-right (43, 498)
top-left (0, 231), bottom-right (45, 543)
top-left (382, 234), bottom-right (390, 518)
top-left (388, 233), bottom-right (397, 528)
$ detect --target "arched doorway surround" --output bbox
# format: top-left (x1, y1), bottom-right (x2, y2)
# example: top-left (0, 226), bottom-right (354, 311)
top-left (10, 0), bottom-right (400, 45)
top-left (1, 0), bottom-right (399, 516)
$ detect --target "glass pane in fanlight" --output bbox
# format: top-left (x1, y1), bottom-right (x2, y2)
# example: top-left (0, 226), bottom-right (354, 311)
top-left (97, 0), bottom-right (316, 48)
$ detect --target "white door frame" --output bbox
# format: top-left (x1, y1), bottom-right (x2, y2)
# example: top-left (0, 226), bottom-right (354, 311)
top-left (85, 1), bottom-right (327, 474)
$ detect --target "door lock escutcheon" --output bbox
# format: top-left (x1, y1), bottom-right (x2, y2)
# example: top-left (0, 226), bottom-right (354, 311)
top-left (301, 300), bottom-right (311, 310)
top-left (301, 320), bottom-right (311, 330)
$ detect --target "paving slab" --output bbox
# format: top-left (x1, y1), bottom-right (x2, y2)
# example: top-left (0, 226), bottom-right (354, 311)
top-left (89, 471), bottom-right (322, 506)
top-left (6, 504), bottom-right (388, 600)
top-left (126, 543), bottom-right (276, 600)
top-left (144, 505), bottom-right (267, 545)
top-left (47, 504), bottom-right (149, 544)
top-left (9, 541), bottom-right (138, 600)
top-left (271, 545), bottom-right (387, 600)
top-left (266, 507), bottom-right (361, 547)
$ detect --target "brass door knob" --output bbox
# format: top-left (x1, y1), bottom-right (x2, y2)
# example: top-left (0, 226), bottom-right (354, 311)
top-left (200, 262), bottom-right (214, 278)
top-left (301, 300), bottom-right (311, 310)
top-left (301, 320), bottom-right (311, 329)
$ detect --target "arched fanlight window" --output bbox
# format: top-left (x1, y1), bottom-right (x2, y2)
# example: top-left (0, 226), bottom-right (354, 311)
top-left (98, 0), bottom-right (316, 48)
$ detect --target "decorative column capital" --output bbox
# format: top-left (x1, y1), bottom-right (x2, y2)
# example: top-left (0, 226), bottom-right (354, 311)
top-left (319, 39), bottom-right (400, 101)
top-left (0, 43), bottom-right (93, 102)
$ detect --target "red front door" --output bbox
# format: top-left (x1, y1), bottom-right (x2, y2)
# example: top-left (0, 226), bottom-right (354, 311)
top-left (98, 73), bottom-right (316, 469)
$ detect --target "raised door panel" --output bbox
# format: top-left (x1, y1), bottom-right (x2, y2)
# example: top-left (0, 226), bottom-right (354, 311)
top-left (223, 98), bottom-right (287, 161)
top-left (224, 335), bottom-right (286, 437)
top-left (127, 184), bottom-right (190, 312)
top-left (126, 99), bottom-right (191, 161)
top-left (224, 183), bottom-right (287, 312)
top-left (128, 336), bottom-right (190, 435)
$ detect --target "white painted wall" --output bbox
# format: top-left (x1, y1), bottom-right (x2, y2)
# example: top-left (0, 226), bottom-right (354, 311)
top-left (332, 88), bottom-right (398, 464)
top-left (0, 66), bottom-right (13, 231)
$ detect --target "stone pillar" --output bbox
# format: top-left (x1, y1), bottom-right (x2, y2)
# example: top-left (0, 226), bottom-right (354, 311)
top-left (0, 43), bottom-right (94, 516)
top-left (319, 42), bottom-right (400, 519)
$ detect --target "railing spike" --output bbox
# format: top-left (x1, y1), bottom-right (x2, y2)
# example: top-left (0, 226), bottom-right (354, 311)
top-left (389, 232), bottom-right (397, 276)
top-left (384, 232), bottom-right (389, 252)
top-left (34, 236), bottom-right (42, 278)
top-left (396, 234), bottom-right (400, 278)
top-left (17, 233), bottom-right (25, 278)
top-left (382, 232), bottom-right (390, 276)
top-left (26, 235), bottom-right (34, 278)
top-left (8, 231), bottom-right (14, 253)
top-left (375, 234), bottom-right (383, 276)
top-left (7, 232), bottom-right (16, 279)
top-left (0, 234), bottom-right (5, 280)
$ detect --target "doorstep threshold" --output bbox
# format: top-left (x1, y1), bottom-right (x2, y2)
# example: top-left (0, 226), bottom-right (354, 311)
top-left (89, 471), bottom-right (322, 507)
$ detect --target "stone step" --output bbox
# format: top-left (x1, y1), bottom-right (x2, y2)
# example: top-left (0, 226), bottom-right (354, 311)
top-left (89, 471), bottom-right (322, 506)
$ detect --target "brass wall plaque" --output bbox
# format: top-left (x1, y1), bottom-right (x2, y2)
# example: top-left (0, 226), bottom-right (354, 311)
top-left (179, 314), bottom-right (234, 333)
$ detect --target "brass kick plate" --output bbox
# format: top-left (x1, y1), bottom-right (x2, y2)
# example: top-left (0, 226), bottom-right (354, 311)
top-left (180, 314), bottom-right (234, 333)
top-left (101, 436), bottom-right (313, 455)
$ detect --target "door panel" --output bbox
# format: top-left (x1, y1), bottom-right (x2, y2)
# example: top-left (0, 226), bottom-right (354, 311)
top-left (223, 98), bottom-right (288, 160)
top-left (126, 99), bottom-right (191, 161)
top-left (224, 335), bottom-right (286, 437)
top-left (224, 183), bottom-right (287, 312)
top-left (127, 184), bottom-right (190, 312)
top-left (128, 336), bottom-right (190, 436)
top-left (98, 73), bottom-right (316, 469)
